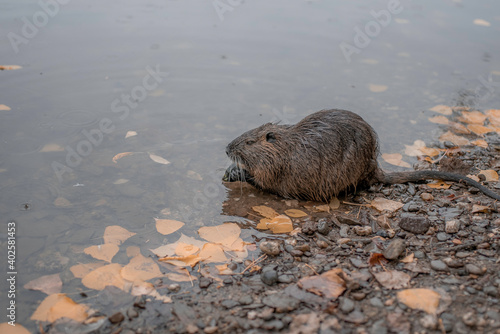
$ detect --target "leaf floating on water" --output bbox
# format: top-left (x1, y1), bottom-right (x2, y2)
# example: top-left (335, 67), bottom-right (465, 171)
top-left (473, 19), bottom-right (491, 27)
top-left (155, 218), bottom-right (184, 235)
top-left (175, 242), bottom-right (200, 257)
top-left (126, 246), bottom-right (141, 257)
top-left (0, 65), bottom-right (22, 70)
top-left (82, 263), bottom-right (127, 290)
top-left (439, 131), bottom-right (470, 146)
top-left (0, 104), bottom-right (11, 111)
top-left (84, 244), bottom-right (119, 263)
top-left (150, 234), bottom-right (206, 258)
top-left (297, 268), bottom-right (346, 299)
top-left (198, 223), bottom-right (241, 248)
top-left (404, 140), bottom-right (440, 157)
top-left (478, 169), bottom-right (499, 182)
top-left (125, 130), bottom-right (137, 138)
top-left (381, 153), bottom-right (411, 168)
top-left (284, 209), bottom-right (308, 218)
top-left (267, 215), bottom-right (294, 234)
top-left (373, 270), bottom-right (410, 289)
top-left (40, 143), bottom-right (64, 152)
top-left (24, 273), bottom-right (63, 295)
top-left (368, 84), bottom-right (388, 93)
top-left (429, 104), bottom-right (452, 115)
top-left (427, 180), bottom-right (452, 189)
top-left (0, 323), bottom-right (30, 334)
top-left (103, 225), bottom-right (136, 245)
top-left (428, 115), bottom-right (449, 125)
top-left (31, 294), bottom-right (89, 322)
top-left (149, 153), bottom-right (170, 165)
top-left (159, 254), bottom-right (201, 268)
top-left (199, 243), bottom-right (228, 263)
top-left (121, 254), bottom-right (163, 281)
top-left (467, 124), bottom-right (494, 136)
top-left (166, 272), bottom-right (196, 282)
top-left (459, 110), bottom-right (487, 124)
top-left (370, 198), bottom-right (404, 212)
top-left (397, 288), bottom-right (440, 314)
top-left (112, 152), bottom-right (134, 163)
top-left (252, 205), bottom-right (279, 219)
top-left (448, 122), bottom-right (471, 135)
top-left (70, 262), bottom-right (107, 278)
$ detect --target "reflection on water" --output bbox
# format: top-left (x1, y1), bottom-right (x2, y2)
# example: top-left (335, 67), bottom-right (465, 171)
top-left (0, 0), bottom-right (499, 330)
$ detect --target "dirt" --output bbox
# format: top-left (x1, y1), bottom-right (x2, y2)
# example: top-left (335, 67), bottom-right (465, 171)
top-left (44, 141), bottom-right (500, 334)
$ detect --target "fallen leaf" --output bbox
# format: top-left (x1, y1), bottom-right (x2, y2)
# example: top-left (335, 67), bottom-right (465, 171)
top-left (114, 178), bottom-right (129, 185)
top-left (0, 323), bottom-right (30, 334)
top-left (314, 204), bottom-right (331, 213)
top-left (150, 234), bottom-right (206, 257)
top-left (149, 153), bottom-right (170, 165)
top-left (267, 215), bottom-right (294, 233)
top-left (31, 294), bottom-right (89, 322)
top-left (166, 272), bottom-right (196, 282)
top-left (0, 65), bottom-right (22, 70)
top-left (427, 181), bottom-right (451, 189)
top-left (478, 169), bottom-right (499, 181)
top-left (216, 264), bottom-right (234, 275)
top-left (467, 124), bottom-right (494, 135)
top-left (125, 131), bottom-right (137, 138)
top-left (198, 223), bottom-right (241, 248)
top-left (373, 270), bottom-right (410, 289)
top-left (84, 244), bottom-right (119, 262)
top-left (0, 104), bottom-right (11, 111)
top-left (256, 218), bottom-right (271, 230)
top-left (70, 262), bottom-right (106, 278)
top-left (199, 243), bottom-right (228, 263)
top-left (175, 242), bottom-right (200, 256)
top-left (126, 246), bottom-right (142, 257)
top-left (112, 152), bottom-right (134, 163)
top-left (466, 174), bottom-right (480, 182)
top-left (486, 109), bottom-right (500, 126)
top-left (54, 197), bottom-right (71, 207)
top-left (284, 209), bottom-right (308, 217)
top-left (448, 121), bottom-right (471, 134)
top-left (382, 153), bottom-right (411, 168)
top-left (472, 204), bottom-right (490, 214)
top-left (82, 263), bottom-right (127, 290)
top-left (155, 218), bottom-right (184, 235)
top-left (121, 254), bottom-right (163, 281)
top-left (473, 19), bottom-right (491, 27)
top-left (459, 110), bottom-right (487, 124)
top-left (429, 105), bottom-right (452, 115)
top-left (158, 254), bottom-right (201, 267)
top-left (103, 225), bottom-right (136, 245)
top-left (370, 198), bottom-right (404, 212)
top-left (368, 253), bottom-right (388, 267)
top-left (439, 131), bottom-right (470, 146)
top-left (400, 253), bottom-right (414, 263)
top-left (397, 288), bottom-right (440, 314)
top-left (40, 143), bottom-right (64, 152)
top-left (24, 273), bottom-right (62, 295)
top-left (252, 205), bottom-right (279, 219)
top-left (369, 84), bottom-right (388, 93)
top-left (297, 268), bottom-right (346, 299)
top-left (405, 140), bottom-right (426, 157)
top-left (471, 139), bottom-right (488, 148)
top-left (329, 197), bottom-right (341, 210)
top-left (428, 115), bottom-right (449, 125)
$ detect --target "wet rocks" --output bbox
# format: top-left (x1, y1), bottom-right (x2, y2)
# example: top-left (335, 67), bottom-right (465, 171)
top-left (399, 214), bottom-right (430, 234)
top-left (262, 294), bottom-right (300, 313)
top-left (383, 238), bottom-right (406, 260)
top-left (260, 240), bottom-right (281, 256)
top-left (109, 312), bottom-right (125, 324)
top-left (445, 220), bottom-right (461, 234)
top-left (261, 267), bottom-right (279, 285)
top-left (430, 260), bottom-right (449, 272)
top-left (465, 264), bottom-right (486, 275)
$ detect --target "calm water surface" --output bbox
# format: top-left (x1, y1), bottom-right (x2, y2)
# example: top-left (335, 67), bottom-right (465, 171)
top-left (0, 0), bottom-right (499, 329)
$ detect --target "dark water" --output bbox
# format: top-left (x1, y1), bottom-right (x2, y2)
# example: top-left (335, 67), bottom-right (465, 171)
top-left (0, 0), bottom-right (499, 330)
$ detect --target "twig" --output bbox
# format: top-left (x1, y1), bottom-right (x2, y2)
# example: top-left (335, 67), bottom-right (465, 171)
top-left (238, 254), bottom-right (267, 274)
top-left (304, 263), bottom-right (319, 276)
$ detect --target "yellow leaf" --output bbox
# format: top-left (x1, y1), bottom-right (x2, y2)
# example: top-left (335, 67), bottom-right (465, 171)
top-left (267, 215), bottom-right (294, 233)
top-left (381, 153), bottom-right (411, 168)
top-left (84, 244), bottom-right (119, 262)
top-left (439, 131), bottom-right (470, 146)
top-left (112, 152), bottom-right (134, 163)
top-left (198, 223), bottom-right (241, 248)
top-left (0, 65), bottom-right (22, 70)
top-left (149, 153), bottom-right (170, 165)
top-left (397, 289), bottom-right (440, 314)
top-left (103, 225), bottom-right (136, 245)
top-left (0, 323), bottom-right (30, 334)
top-left (70, 262), bottom-right (106, 279)
top-left (82, 263), bottom-right (127, 290)
top-left (404, 140), bottom-right (426, 157)
top-left (31, 294), bottom-right (89, 322)
top-left (121, 254), bottom-right (163, 281)
top-left (0, 104), bottom-right (11, 111)
top-left (256, 218), bottom-right (271, 230)
top-left (158, 254), bottom-right (201, 267)
top-left (370, 198), bottom-right (404, 212)
top-left (429, 105), bottom-right (452, 115)
top-left (125, 131), bottom-right (138, 138)
top-left (199, 243), bottom-right (228, 263)
top-left (40, 143), bottom-right (64, 152)
top-left (486, 109), bottom-right (500, 126)
top-left (419, 146), bottom-right (440, 157)
top-left (448, 122), bottom-right (471, 134)
top-left (467, 124), bottom-right (494, 135)
top-left (252, 205), bottom-right (279, 219)
top-left (284, 209), bottom-right (308, 217)
top-left (472, 204), bottom-right (490, 213)
top-left (471, 139), bottom-right (488, 148)
top-left (155, 218), bottom-right (184, 235)
top-left (428, 115), bottom-right (449, 125)
top-left (478, 169), bottom-right (499, 182)
top-left (459, 110), bottom-right (487, 124)
top-left (368, 84), bottom-right (388, 93)
top-left (427, 180), bottom-right (451, 189)
top-left (175, 242), bottom-right (200, 256)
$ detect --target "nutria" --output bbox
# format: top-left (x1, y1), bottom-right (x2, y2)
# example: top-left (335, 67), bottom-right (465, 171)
top-left (224, 109), bottom-right (500, 202)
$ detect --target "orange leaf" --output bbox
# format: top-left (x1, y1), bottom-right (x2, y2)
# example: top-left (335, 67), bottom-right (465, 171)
top-left (121, 254), bottom-right (163, 281)
top-left (175, 242), bottom-right (200, 256)
top-left (24, 274), bottom-right (62, 295)
top-left (0, 323), bottom-right (30, 334)
top-left (439, 131), bottom-right (470, 146)
top-left (467, 124), bottom-right (494, 135)
top-left (427, 180), bottom-right (451, 189)
top-left (252, 205), bottom-right (279, 219)
top-left (397, 289), bottom-right (440, 314)
top-left (478, 169), bottom-right (499, 181)
top-left (103, 225), bottom-right (136, 245)
top-left (267, 215), bottom-right (294, 233)
top-left (460, 110), bottom-right (487, 124)
top-left (199, 243), bottom-right (228, 263)
top-left (82, 263), bottom-right (127, 290)
top-left (155, 218), bottom-right (184, 235)
top-left (84, 244), bottom-right (119, 262)
top-left (382, 153), bottom-right (411, 168)
top-left (370, 198), bottom-right (404, 212)
top-left (297, 268), bottom-right (346, 299)
top-left (428, 115), bottom-right (449, 125)
top-left (0, 65), bottom-right (22, 70)
top-left (70, 262), bottom-right (106, 279)
top-left (112, 152), bottom-right (134, 163)
top-left (198, 223), bottom-right (241, 248)
top-left (284, 209), bottom-right (308, 217)
top-left (158, 254), bottom-right (201, 267)
top-left (471, 139), bottom-right (488, 148)
top-left (31, 294), bottom-right (89, 322)
top-left (368, 253), bottom-right (388, 266)
top-left (429, 105), bottom-right (452, 115)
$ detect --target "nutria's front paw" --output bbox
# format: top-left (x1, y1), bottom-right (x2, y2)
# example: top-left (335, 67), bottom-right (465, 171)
top-left (223, 163), bottom-right (251, 182)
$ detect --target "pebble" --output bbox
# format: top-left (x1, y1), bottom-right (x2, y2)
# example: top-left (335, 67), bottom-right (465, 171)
top-left (383, 238), bottom-right (406, 260)
top-left (399, 214), bottom-right (430, 234)
top-left (353, 226), bottom-right (372, 236)
top-left (465, 264), bottom-right (485, 275)
top-left (278, 274), bottom-right (294, 284)
top-left (350, 258), bottom-right (367, 268)
top-left (221, 299), bottom-right (239, 309)
top-left (126, 308), bottom-right (138, 319)
top-left (403, 202), bottom-right (420, 212)
top-left (369, 297), bottom-right (384, 308)
top-left (440, 313), bottom-right (456, 332)
top-left (336, 214), bottom-right (361, 226)
top-left (430, 260), bottom-right (449, 272)
top-left (351, 292), bottom-right (367, 301)
top-left (109, 312), bottom-right (125, 324)
top-left (456, 252), bottom-right (471, 258)
top-left (339, 298), bottom-right (355, 314)
top-left (462, 311), bottom-right (477, 327)
top-left (261, 270), bottom-right (279, 285)
top-left (199, 277), bottom-right (212, 289)
top-left (484, 286), bottom-right (499, 297)
top-left (420, 314), bottom-right (438, 329)
top-left (340, 225), bottom-right (350, 238)
top-left (259, 241), bottom-right (281, 256)
top-left (317, 218), bottom-right (333, 235)
top-left (437, 232), bottom-right (451, 241)
top-left (168, 284), bottom-right (181, 292)
top-left (443, 258), bottom-right (464, 268)
top-left (262, 294), bottom-right (300, 313)
top-left (238, 295), bottom-right (254, 305)
top-left (414, 251), bottom-right (426, 259)
top-left (445, 220), bottom-right (461, 234)
top-left (371, 319), bottom-right (388, 334)
top-left (421, 193), bottom-right (434, 201)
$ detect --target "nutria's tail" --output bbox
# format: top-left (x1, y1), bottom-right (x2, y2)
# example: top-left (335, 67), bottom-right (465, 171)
top-left (381, 170), bottom-right (500, 201)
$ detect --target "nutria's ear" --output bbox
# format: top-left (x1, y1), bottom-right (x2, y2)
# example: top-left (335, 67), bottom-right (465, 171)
top-left (266, 132), bottom-right (276, 143)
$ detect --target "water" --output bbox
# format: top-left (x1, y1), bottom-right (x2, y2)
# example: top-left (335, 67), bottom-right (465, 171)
top-left (0, 0), bottom-right (499, 330)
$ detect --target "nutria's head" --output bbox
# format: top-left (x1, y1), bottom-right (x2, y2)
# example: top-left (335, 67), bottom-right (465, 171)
top-left (225, 122), bottom-right (291, 185)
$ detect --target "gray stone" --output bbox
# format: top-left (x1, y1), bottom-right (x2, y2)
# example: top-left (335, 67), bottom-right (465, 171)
top-left (383, 238), bottom-right (406, 260)
top-left (317, 218), bottom-right (333, 235)
top-left (430, 260), bottom-right (449, 272)
top-left (340, 298), bottom-right (355, 314)
top-left (484, 286), bottom-right (499, 297)
top-left (259, 240), bottom-right (281, 256)
top-left (399, 214), bottom-right (430, 234)
top-left (436, 232), bottom-right (451, 241)
top-left (261, 270), bottom-right (279, 285)
top-left (262, 293), bottom-right (300, 313)
top-left (221, 299), bottom-right (239, 309)
top-left (465, 264), bottom-right (485, 275)
top-left (238, 295), bottom-right (254, 305)
top-left (445, 220), bottom-right (460, 234)
top-left (370, 297), bottom-right (384, 308)
top-left (371, 319), bottom-right (388, 334)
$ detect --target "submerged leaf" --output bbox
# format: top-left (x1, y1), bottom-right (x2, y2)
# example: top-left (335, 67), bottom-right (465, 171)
top-left (24, 273), bottom-right (63, 295)
top-left (82, 263), bottom-right (127, 290)
top-left (31, 294), bottom-right (89, 322)
top-left (155, 218), bottom-right (184, 235)
top-left (149, 153), bottom-right (170, 165)
top-left (121, 254), bottom-right (163, 281)
top-left (198, 223), bottom-right (241, 248)
top-left (429, 105), bottom-right (452, 115)
top-left (84, 244), bottom-right (119, 263)
top-left (112, 152), bottom-right (134, 163)
top-left (439, 131), bottom-right (470, 146)
top-left (103, 225), bottom-right (136, 245)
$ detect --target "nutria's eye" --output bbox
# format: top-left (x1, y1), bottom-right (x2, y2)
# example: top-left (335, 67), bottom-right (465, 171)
top-left (246, 139), bottom-right (256, 145)
top-left (266, 132), bottom-right (276, 143)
